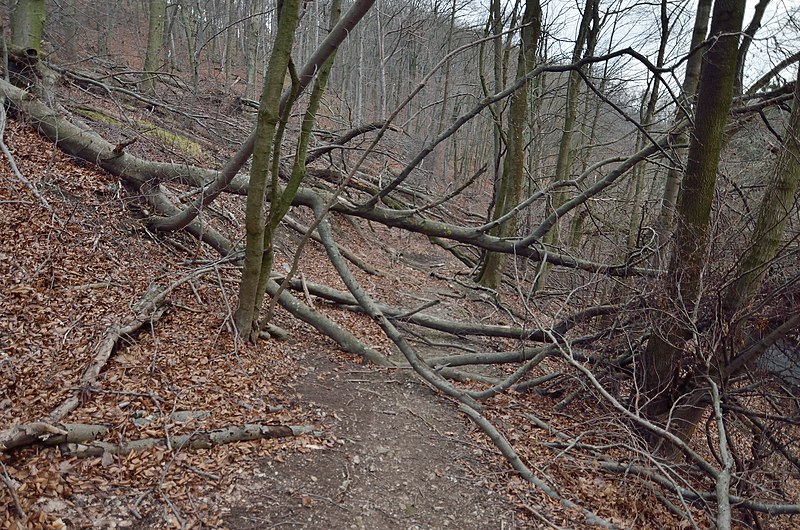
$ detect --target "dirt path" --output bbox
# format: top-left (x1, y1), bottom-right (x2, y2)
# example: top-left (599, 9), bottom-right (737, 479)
top-left (223, 350), bottom-right (520, 529)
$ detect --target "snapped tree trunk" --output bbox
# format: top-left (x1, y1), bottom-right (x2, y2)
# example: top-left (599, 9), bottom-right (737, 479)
top-left (640, 0), bottom-right (745, 446)
top-left (10, 0), bottom-right (45, 54)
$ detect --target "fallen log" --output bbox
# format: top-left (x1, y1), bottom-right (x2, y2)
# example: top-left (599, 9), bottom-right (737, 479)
top-left (45, 285), bottom-right (168, 423)
top-left (0, 76), bottom-right (655, 277)
top-left (264, 279), bottom-right (394, 367)
top-left (274, 275), bottom-right (621, 342)
top-left (59, 423), bottom-right (316, 457)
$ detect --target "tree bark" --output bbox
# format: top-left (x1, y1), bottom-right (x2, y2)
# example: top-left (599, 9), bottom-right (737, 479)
top-left (10, 0), bottom-right (45, 54)
top-left (721, 67), bottom-right (800, 331)
top-left (142, 0), bottom-right (167, 95)
top-left (654, 0), bottom-right (712, 260)
top-left (534, 0), bottom-right (598, 291)
top-left (476, 0), bottom-right (541, 288)
top-left (235, 0), bottom-right (303, 340)
top-left (640, 0), bottom-right (746, 446)
top-left (59, 424), bottom-right (315, 457)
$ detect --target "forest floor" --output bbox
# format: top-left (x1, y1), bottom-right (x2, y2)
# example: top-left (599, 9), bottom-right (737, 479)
top-left (0, 76), bottom-right (692, 529)
top-left (0, 116), bottom-right (524, 529)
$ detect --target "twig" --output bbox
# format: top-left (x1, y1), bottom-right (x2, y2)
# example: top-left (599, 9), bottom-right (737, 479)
top-left (178, 463), bottom-right (221, 482)
top-left (0, 104), bottom-right (55, 216)
top-left (459, 403), bottom-right (618, 529)
top-left (710, 380), bottom-right (733, 529)
top-left (0, 460), bottom-right (26, 519)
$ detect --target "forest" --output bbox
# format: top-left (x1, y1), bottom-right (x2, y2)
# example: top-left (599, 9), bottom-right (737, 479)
top-left (1, 0), bottom-right (800, 527)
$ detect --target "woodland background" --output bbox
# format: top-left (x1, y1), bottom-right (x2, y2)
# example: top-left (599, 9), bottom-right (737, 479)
top-left (1, 0), bottom-right (800, 528)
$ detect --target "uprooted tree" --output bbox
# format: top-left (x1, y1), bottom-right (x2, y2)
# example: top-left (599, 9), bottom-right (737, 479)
top-left (4, 0), bottom-right (800, 526)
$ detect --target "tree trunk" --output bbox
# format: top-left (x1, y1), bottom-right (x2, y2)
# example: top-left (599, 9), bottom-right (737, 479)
top-left (245, 0), bottom-right (265, 99)
top-left (733, 0), bottom-right (771, 96)
top-left (626, 0), bottom-right (669, 253)
top-left (534, 0), bottom-right (598, 291)
top-left (256, 0), bottom-right (343, 327)
top-left (476, 0), bottom-right (541, 288)
top-left (653, 0), bottom-right (712, 263)
top-left (142, 0), bottom-right (167, 95)
top-left (234, 0), bottom-right (303, 340)
top-left (10, 0), bottom-right (45, 54)
top-left (722, 68), bottom-right (800, 324)
top-left (640, 0), bottom-right (746, 447)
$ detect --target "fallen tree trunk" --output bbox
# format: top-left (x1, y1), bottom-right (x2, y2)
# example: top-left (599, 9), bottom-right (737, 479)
top-left (265, 279), bottom-right (394, 367)
top-left (59, 423), bottom-right (316, 457)
top-left (0, 77), bottom-right (235, 256)
top-left (0, 77), bottom-right (655, 278)
top-left (274, 275), bottom-right (621, 342)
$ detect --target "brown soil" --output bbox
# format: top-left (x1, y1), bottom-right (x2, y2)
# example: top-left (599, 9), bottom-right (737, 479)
top-left (223, 351), bottom-right (519, 529)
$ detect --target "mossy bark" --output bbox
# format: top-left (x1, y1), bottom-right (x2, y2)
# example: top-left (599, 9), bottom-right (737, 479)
top-left (640, 0), bottom-right (745, 445)
top-left (476, 0), bottom-right (541, 288)
top-left (10, 0), bottom-right (45, 54)
top-left (142, 0), bottom-right (167, 95)
top-left (654, 0), bottom-right (712, 263)
top-left (234, 0), bottom-right (303, 340)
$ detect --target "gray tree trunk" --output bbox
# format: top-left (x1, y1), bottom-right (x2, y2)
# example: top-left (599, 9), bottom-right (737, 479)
top-left (476, 0), bottom-right (542, 288)
top-left (142, 0), bottom-right (167, 95)
top-left (10, 0), bottom-right (45, 54)
top-left (640, 0), bottom-right (746, 448)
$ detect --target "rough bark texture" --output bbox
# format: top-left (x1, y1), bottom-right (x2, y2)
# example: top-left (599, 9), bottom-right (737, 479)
top-left (59, 424), bottom-right (315, 457)
top-left (476, 0), bottom-right (541, 288)
top-left (654, 0), bottom-right (712, 257)
top-left (10, 0), bottom-right (45, 54)
top-left (142, 0), bottom-right (167, 95)
top-left (235, 0), bottom-right (302, 340)
top-left (0, 423), bottom-right (108, 452)
top-left (641, 0), bottom-right (746, 443)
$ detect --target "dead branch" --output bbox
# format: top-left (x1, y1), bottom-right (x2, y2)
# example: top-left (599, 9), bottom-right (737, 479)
top-left (45, 285), bottom-right (169, 423)
top-left (46, 263), bottom-right (227, 423)
top-left (0, 76), bottom-right (653, 278)
top-left (0, 101), bottom-right (53, 215)
top-left (0, 460), bottom-right (25, 519)
top-left (59, 423), bottom-right (316, 457)
top-left (466, 348), bottom-right (551, 401)
top-left (264, 279), bottom-right (394, 367)
top-left (459, 403), bottom-right (618, 529)
top-left (709, 380), bottom-right (733, 529)
top-left (309, 195), bottom-right (481, 409)
top-left (282, 214), bottom-right (384, 276)
top-left (434, 366), bottom-right (501, 385)
top-left (276, 275), bottom-right (619, 342)
top-left (427, 344), bottom-right (560, 367)
top-left (305, 121), bottom-right (400, 164)
top-left (598, 460), bottom-right (800, 515)
top-left (0, 423), bottom-right (108, 452)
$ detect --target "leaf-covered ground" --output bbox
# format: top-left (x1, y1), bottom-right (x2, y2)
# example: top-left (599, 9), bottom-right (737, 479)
top-left (1, 111), bottom-right (701, 529)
